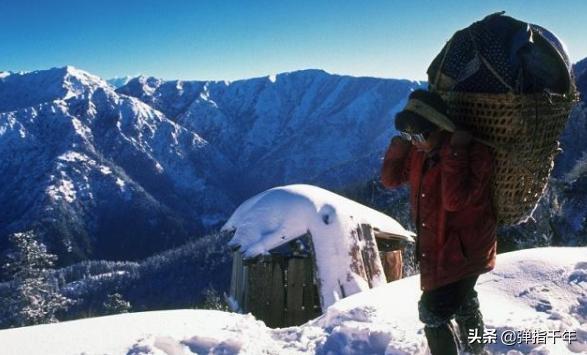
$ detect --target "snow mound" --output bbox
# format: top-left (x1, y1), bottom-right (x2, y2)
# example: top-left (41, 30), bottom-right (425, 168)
top-left (223, 184), bottom-right (414, 257)
top-left (0, 247), bottom-right (584, 354)
top-left (223, 184), bottom-right (415, 308)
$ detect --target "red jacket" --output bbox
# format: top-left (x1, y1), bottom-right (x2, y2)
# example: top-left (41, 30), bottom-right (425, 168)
top-left (381, 132), bottom-right (497, 291)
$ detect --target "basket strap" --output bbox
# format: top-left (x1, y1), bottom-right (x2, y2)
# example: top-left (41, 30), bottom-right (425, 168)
top-left (467, 29), bottom-right (516, 93)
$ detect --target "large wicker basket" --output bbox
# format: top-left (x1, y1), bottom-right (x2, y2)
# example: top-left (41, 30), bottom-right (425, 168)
top-left (436, 91), bottom-right (577, 225)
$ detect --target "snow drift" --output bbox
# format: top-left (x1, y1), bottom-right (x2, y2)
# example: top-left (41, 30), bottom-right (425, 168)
top-left (0, 247), bottom-right (584, 354)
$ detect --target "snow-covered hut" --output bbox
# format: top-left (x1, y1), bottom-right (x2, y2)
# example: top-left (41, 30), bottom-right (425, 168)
top-left (222, 184), bottom-right (414, 328)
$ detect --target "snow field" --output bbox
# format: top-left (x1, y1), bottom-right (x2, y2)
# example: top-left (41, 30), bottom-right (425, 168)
top-left (0, 247), bottom-right (584, 354)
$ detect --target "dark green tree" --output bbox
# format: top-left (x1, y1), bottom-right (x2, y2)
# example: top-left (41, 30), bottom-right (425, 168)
top-left (198, 286), bottom-right (229, 311)
top-left (0, 231), bottom-right (72, 328)
top-left (102, 293), bottom-right (131, 315)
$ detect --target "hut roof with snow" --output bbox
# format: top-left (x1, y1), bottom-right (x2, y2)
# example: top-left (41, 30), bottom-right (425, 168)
top-left (222, 184), bottom-right (414, 315)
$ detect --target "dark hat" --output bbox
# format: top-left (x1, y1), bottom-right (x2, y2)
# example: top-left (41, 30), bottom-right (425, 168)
top-left (394, 89), bottom-right (450, 134)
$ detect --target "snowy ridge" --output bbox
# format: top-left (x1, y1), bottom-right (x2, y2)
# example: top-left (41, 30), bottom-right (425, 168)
top-left (0, 67), bottom-right (235, 262)
top-left (0, 66), bottom-right (421, 263)
top-left (118, 69), bottom-right (425, 193)
top-left (0, 247), bottom-right (584, 354)
top-left (0, 66), bottom-right (108, 113)
top-left (1, 62), bottom-right (585, 265)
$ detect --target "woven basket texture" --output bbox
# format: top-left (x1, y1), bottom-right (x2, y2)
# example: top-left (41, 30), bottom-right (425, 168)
top-left (437, 91), bottom-right (576, 225)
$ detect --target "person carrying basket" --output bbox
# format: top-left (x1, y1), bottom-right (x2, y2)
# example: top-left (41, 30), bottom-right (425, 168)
top-left (381, 89), bottom-right (496, 355)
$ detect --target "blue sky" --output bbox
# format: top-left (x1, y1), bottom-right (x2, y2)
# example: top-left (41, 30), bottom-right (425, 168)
top-left (1, 0), bottom-right (586, 81)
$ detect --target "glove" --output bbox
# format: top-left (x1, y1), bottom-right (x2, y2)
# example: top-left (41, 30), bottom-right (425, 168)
top-left (389, 135), bottom-right (411, 158)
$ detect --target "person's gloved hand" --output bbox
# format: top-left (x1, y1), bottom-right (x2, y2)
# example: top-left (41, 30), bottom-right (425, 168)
top-left (450, 130), bottom-right (473, 148)
top-left (390, 135), bottom-right (411, 157)
top-left (391, 135), bottom-right (410, 145)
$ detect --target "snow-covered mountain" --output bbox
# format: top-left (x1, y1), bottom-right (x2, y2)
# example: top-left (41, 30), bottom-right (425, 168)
top-left (0, 66), bottom-right (422, 263)
top-left (117, 70), bottom-right (424, 193)
top-left (0, 67), bottom-right (106, 113)
top-left (530, 65), bottom-right (587, 245)
top-left (2, 62), bottom-right (584, 266)
top-left (0, 247), bottom-right (584, 354)
top-left (0, 67), bottom-right (236, 263)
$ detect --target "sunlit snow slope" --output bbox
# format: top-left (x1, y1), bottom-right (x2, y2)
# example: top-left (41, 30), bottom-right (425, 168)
top-left (0, 247), bottom-right (584, 355)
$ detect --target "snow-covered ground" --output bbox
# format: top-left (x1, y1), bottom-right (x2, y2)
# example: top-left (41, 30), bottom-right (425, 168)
top-left (0, 247), bottom-right (584, 355)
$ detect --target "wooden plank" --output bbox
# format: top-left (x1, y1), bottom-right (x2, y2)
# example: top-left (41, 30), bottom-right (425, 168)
top-left (258, 261), bottom-right (271, 323)
top-left (357, 224), bottom-right (373, 288)
top-left (380, 250), bottom-right (403, 282)
top-left (230, 251), bottom-right (245, 311)
top-left (268, 260), bottom-right (284, 328)
top-left (240, 255), bottom-right (247, 310)
top-left (360, 224), bottom-right (385, 288)
top-left (237, 254), bottom-right (245, 309)
top-left (360, 224), bottom-right (375, 286)
top-left (349, 226), bottom-right (368, 285)
top-left (301, 232), bottom-right (323, 320)
top-left (302, 257), bottom-right (312, 321)
top-left (243, 263), bottom-right (251, 313)
top-left (391, 251), bottom-right (402, 281)
top-left (361, 251), bottom-right (373, 288)
top-left (306, 231), bottom-right (326, 312)
top-left (229, 252), bottom-right (237, 300)
top-left (244, 263), bottom-right (256, 315)
top-left (241, 260), bottom-right (248, 311)
top-left (286, 258), bottom-right (306, 326)
top-left (302, 255), bottom-right (321, 321)
top-left (246, 262), bottom-right (267, 320)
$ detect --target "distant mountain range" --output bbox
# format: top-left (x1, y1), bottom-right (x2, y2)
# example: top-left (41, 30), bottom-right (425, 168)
top-left (1, 64), bottom-right (585, 320)
top-left (0, 66), bottom-right (422, 264)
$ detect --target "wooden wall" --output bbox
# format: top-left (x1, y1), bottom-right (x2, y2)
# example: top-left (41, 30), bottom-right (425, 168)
top-left (230, 253), bottom-right (321, 328)
top-left (229, 224), bottom-right (407, 328)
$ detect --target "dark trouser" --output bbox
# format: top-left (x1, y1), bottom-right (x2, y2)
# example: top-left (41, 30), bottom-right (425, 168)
top-left (418, 276), bottom-right (485, 355)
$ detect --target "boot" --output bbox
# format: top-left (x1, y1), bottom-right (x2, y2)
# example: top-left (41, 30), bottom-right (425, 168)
top-left (424, 322), bottom-right (459, 355)
top-left (455, 308), bottom-right (486, 355)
